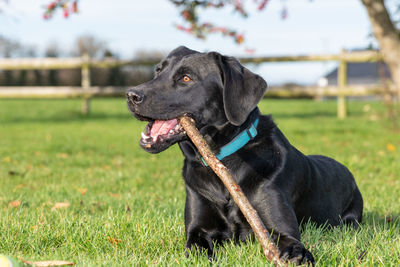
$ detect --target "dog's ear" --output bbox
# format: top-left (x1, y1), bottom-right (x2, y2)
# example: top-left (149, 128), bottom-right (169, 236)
top-left (209, 52), bottom-right (267, 126)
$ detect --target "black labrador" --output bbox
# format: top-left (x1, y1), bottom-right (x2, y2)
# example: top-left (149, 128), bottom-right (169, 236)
top-left (126, 46), bottom-right (363, 265)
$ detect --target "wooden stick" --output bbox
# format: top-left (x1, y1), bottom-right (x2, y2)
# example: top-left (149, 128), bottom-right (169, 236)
top-left (179, 116), bottom-right (287, 267)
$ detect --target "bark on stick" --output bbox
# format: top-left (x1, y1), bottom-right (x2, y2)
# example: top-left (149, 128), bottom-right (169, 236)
top-left (179, 116), bottom-right (287, 267)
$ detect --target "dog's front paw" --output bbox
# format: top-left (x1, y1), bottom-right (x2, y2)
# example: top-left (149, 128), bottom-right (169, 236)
top-left (280, 243), bottom-right (315, 266)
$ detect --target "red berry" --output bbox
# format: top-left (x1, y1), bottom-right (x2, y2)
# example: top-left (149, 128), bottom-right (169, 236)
top-left (182, 10), bottom-right (191, 20)
top-left (48, 2), bottom-right (55, 10)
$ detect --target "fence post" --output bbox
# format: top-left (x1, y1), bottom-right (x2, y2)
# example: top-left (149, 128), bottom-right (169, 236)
top-left (337, 49), bottom-right (347, 119)
top-left (81, 53), bottom-right (91, 115)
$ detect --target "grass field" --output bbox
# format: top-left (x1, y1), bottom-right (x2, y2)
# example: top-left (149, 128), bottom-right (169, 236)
top-left (0, 98), bottom-right (399, 266)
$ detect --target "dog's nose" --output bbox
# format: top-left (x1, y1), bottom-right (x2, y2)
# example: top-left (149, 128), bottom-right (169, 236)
top-left (126, 90), bottom-right (144, 104)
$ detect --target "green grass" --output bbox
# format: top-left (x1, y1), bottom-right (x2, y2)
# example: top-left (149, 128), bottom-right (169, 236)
top-left (0, 98), bottom-right (399, 266)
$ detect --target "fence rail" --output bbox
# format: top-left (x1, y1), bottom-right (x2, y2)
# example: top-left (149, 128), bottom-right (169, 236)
top-left (0, 50), bottom-right (386, 118)
top-left (0, 85), bottom-right (385, 98)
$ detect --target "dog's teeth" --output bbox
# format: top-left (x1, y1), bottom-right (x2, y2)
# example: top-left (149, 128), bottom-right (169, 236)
top-left (141, 132), bottom-right (149, 139)
top-left (169, 129), bottom-right (174, 134)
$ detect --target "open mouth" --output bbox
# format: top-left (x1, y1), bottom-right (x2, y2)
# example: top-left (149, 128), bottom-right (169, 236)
top-left (140, 118), bottom-right (185, 149)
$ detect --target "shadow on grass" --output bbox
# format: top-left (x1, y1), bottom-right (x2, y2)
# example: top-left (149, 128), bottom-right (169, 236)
top-left (298, 210), bottom-right (400, 234)
top-left (1, 111), bottom-right (135, 125)
top-left (272, 110), bottom-right (365, 119)
top-left (272, 111), bottom-right (337, 119)
top-left (362, 211), bottom-right (400, 229)
top-left (4, 111), bottom-right (341, 125)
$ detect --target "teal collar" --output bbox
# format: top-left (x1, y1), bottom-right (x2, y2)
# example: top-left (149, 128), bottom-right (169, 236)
top-left (201, 116), bottom-right (259, 166)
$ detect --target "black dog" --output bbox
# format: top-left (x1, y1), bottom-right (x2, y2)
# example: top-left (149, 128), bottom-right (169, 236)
top-left (126, 46), bottom-right (363, 265)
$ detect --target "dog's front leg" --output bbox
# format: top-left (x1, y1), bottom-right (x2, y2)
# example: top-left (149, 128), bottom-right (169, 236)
top-left (255, 183), bottom-right (315, 265)
top-left (184, 186), bottom-right (232, 259)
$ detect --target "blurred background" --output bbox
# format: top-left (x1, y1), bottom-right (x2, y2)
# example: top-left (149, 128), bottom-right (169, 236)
top-left (0, 0), bottom-right (398, 87)
top-left (1, 2), bottom-right (400, 265)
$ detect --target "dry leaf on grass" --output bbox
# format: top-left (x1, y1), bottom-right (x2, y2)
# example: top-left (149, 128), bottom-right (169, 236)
top-left (56, 153), bottom-right (69, 159)
top-left (14, 184), bottom-right (26, 189)
top-left (125, 204), bottom-right (131, 212)
top-left (21, 260), bottom-right (75, 266)
top-left (51, 202), bottom-right (70, 211)
top-left (9, 200), bottom-right (21, 208)
top-left (108, 193), bottom-right (120, 199)
top-left (77, 188), bottom-right (87, 195)
top-left (387, 143), bottom-right (396, 152)
top-left (107, 236), bottom-right (120, 246)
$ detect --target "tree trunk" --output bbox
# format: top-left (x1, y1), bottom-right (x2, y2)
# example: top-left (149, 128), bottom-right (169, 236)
top-left (361, 0), bottom-right (400, 103)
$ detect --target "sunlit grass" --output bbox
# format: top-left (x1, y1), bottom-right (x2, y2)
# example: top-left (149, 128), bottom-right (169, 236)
top-left (0, 98), bottom-right (399, 266)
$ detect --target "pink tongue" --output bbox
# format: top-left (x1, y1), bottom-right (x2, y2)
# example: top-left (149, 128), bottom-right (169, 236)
top-left (150, 119), bottom-right (178, 139)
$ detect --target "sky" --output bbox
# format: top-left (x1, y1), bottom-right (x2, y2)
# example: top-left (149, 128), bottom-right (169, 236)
top-left (0, 0), bottom-right (378, 85)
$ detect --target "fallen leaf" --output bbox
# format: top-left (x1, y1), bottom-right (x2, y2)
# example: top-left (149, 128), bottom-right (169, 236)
top-left (21, 260), bottom-right (75, 266)
top-left (51, 202), bottom-right (70, 211)
top-left (387, 143), bottom-right (396, 152)
top-left (56, 153), bottom-right (69, 159)
top-left (31, 225), bottom-right (40, 232)
top-left (109, 193), bottom-right (120, 199)
top-left (14, 184), bottom-right (26, 189)
top-left (386, 215), bottom-right (397, 223)
top-left (101, 165), bottom-right (112, 170)
top-left (125, 204), bottom-right (131, 213)
top-left (77, 188), bottom-right (87, 195)
top-left (9, 200), bottom-right (21, 207)
top-left (26, 164), bottom-right (33, 171)
top-left (92, 202), bottom-right (104, 208)
top-left (107, 236), bottom-right (120, 246)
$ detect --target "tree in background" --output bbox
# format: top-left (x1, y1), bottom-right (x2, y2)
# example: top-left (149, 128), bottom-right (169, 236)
top-left (361, 0), bottom-right (400, 108)
top-left (72, 34), bottom-right (107, 59)
top-left (45, 42), bottom-right (61, 86)
top-left (0, 36), bottom-right (38, 85)
top-left (42, 0), bottom-right (400, 105)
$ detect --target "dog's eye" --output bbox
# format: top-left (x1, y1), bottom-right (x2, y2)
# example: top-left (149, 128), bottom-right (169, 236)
top-left (182, 75), bottom-right (191, 82)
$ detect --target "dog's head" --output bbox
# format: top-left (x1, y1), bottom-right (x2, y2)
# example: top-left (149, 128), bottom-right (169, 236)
top-left (127, 46), bottom-right (267, 153)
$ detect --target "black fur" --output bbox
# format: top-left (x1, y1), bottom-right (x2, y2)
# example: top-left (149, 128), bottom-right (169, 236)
top-left (126, 46), bottom-right (363, 265)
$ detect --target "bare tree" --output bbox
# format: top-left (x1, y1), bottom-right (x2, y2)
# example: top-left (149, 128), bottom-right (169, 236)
top-left (72, 34), bottom-right (107, 58)
top-left (41, 1), bottom-right (400, 104)
top-left (0, 35), bottom-right (21, 58)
